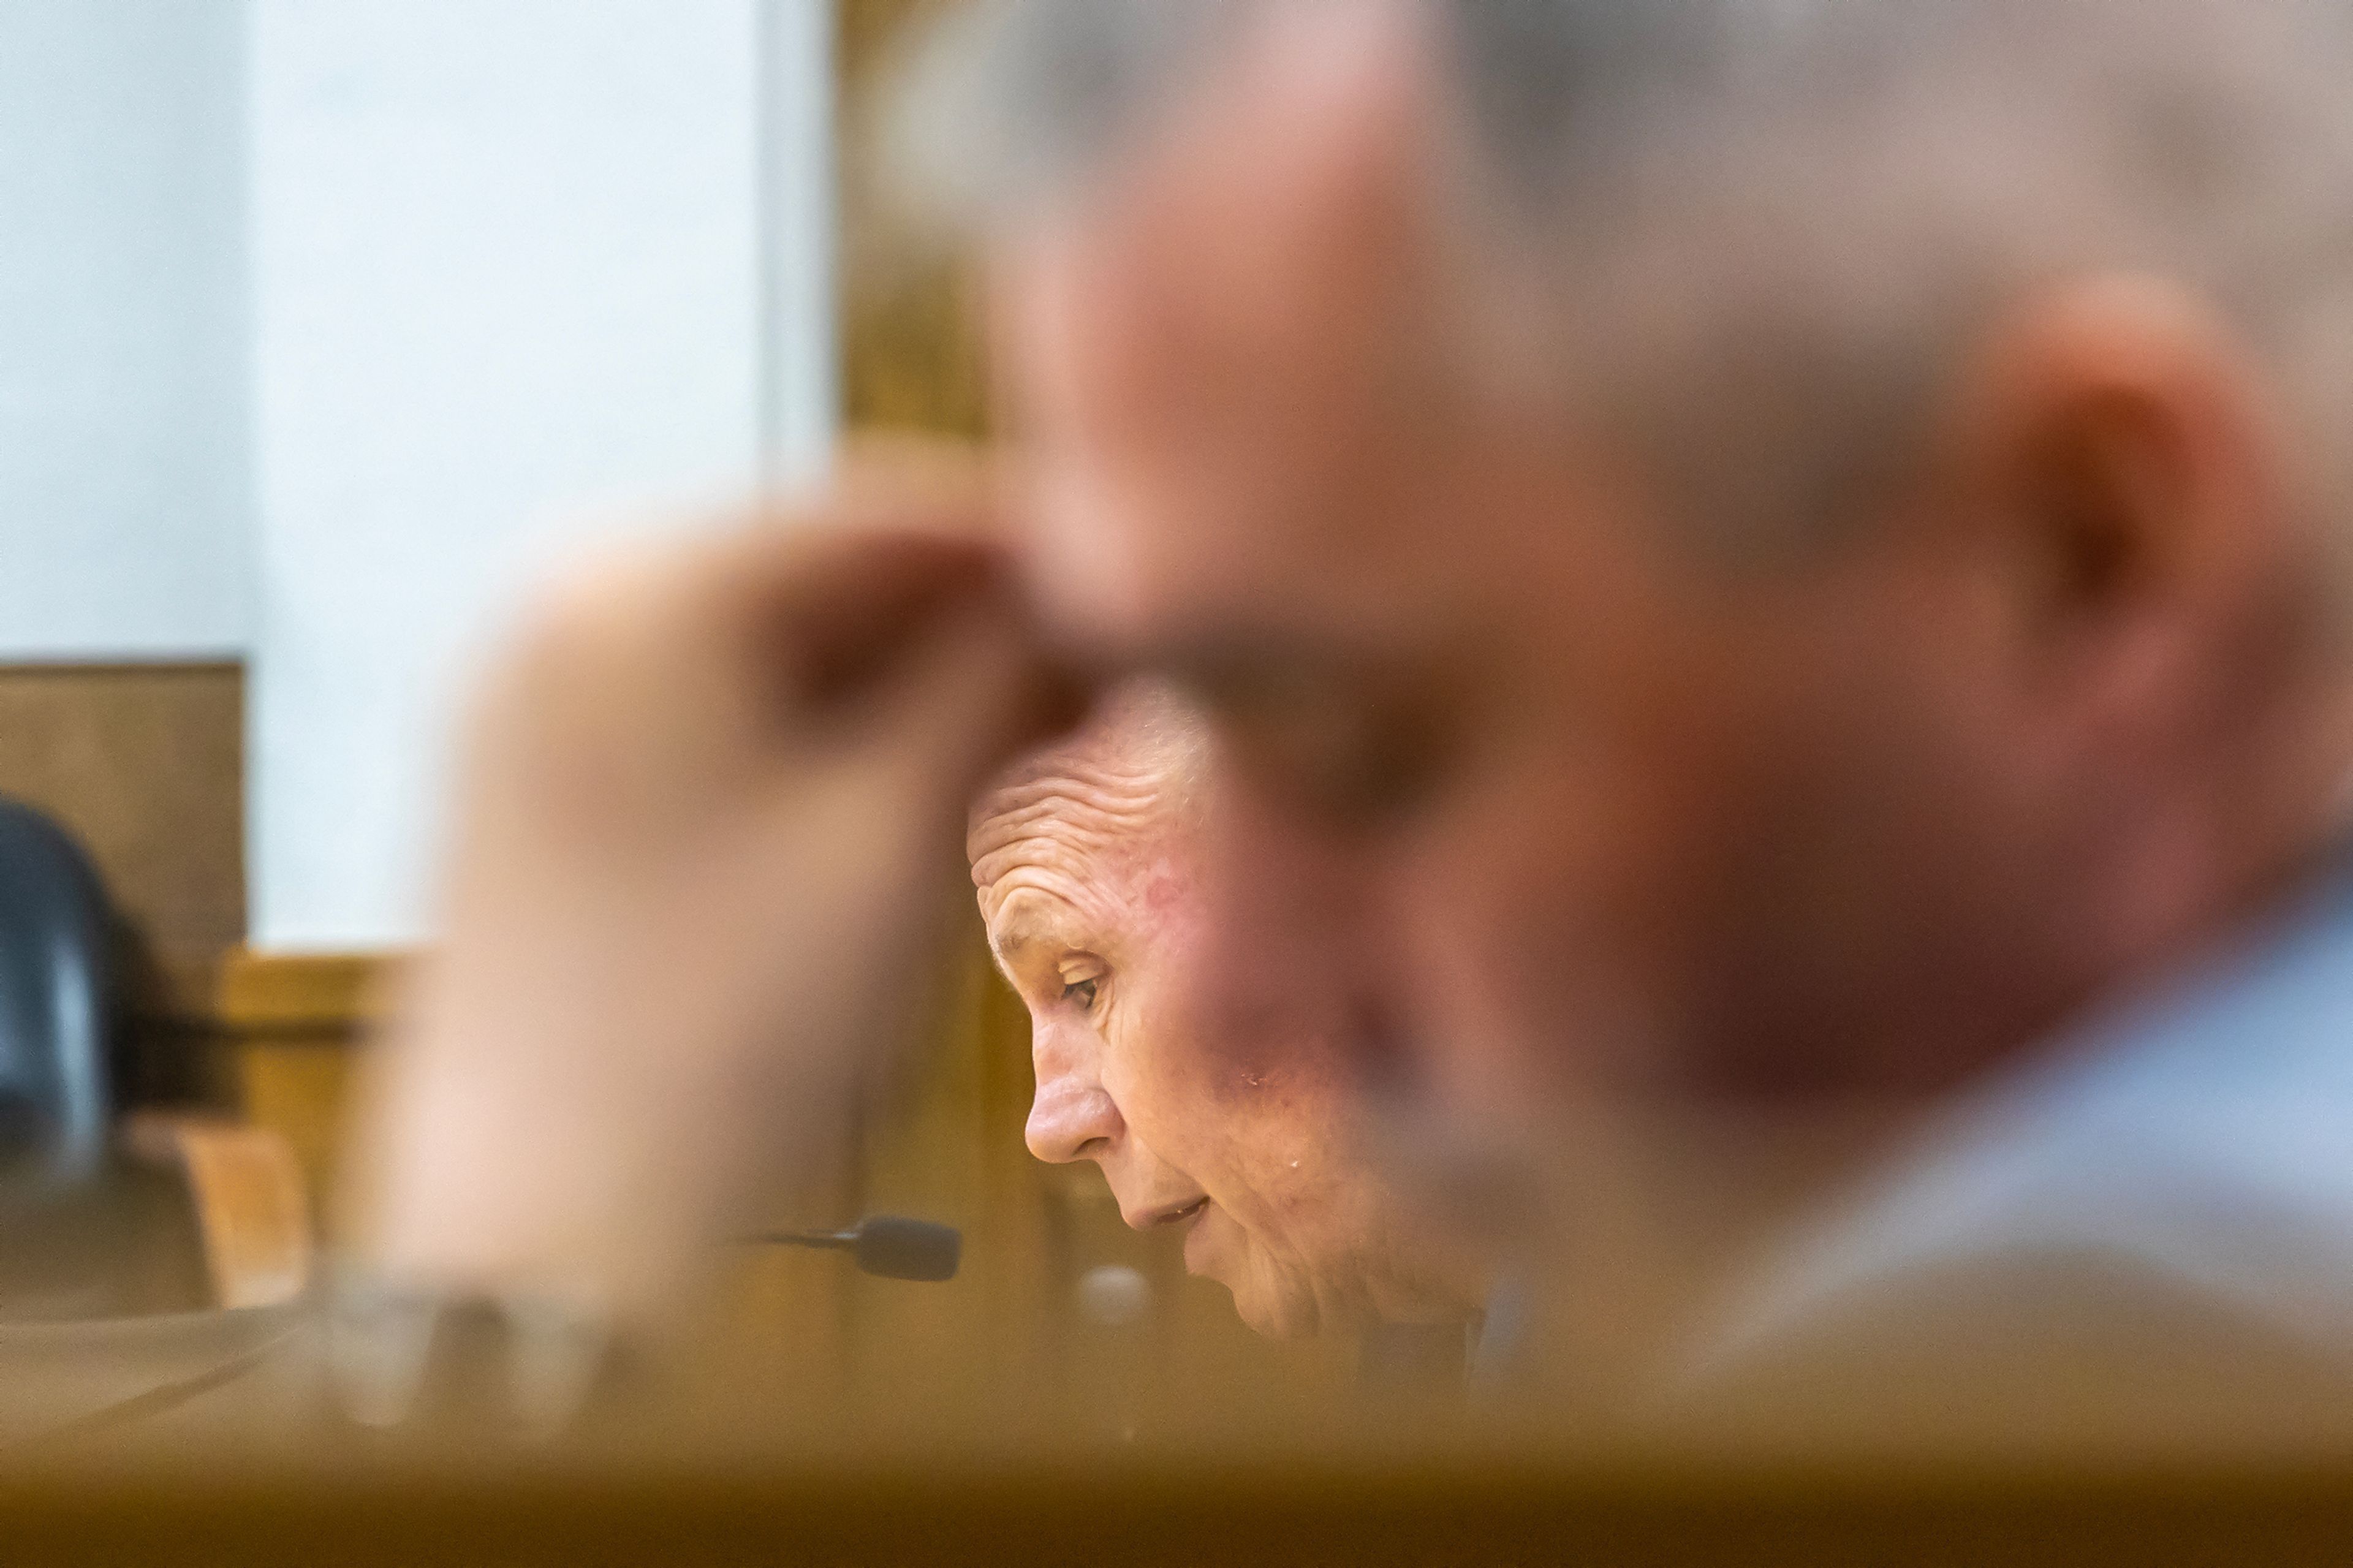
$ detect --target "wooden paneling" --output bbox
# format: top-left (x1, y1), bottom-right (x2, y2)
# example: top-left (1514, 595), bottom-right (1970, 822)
top-left (0, 662), bottom-right (243, 1022)
top-left (839, 0), bottom-right (991, 436)
top-left (208, 951), bottom-right (395, 1238)
top-left (216, 952), bottom-right (387, 1034)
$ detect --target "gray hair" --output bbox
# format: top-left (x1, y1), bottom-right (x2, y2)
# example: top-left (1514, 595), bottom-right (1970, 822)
top-left (885, 0), bottom-right (2353, 564)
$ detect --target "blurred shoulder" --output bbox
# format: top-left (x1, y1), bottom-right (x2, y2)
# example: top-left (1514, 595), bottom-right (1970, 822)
top-left (1668, 1244), bottom-right (2353, 1446)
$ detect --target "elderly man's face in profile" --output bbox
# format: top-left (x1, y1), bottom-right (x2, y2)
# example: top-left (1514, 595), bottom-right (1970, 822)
top-left (969, 699), bottom-right (1476, 1338)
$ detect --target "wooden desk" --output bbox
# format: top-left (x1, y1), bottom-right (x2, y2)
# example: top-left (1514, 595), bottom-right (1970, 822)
top-left (8, 1416), bottom-right (2353, 1566)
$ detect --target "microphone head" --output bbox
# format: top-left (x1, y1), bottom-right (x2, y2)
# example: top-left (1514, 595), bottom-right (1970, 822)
top-left (849, 1216), bottom-right (961, 1282)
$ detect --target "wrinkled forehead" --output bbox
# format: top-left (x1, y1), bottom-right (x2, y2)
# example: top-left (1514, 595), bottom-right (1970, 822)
top-left (968, 758), bottom-right (1191, 937)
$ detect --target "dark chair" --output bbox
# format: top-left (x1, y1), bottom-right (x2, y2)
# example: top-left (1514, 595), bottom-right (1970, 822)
top-left (0, 798), bottom-right (222, 1318)
top-left (0, 798), bottom-right (115, 1193)
top-left (0, 800), bottom-right (316, 1459)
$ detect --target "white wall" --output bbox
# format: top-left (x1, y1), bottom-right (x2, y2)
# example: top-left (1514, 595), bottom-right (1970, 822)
top-left (0, 1), bottom-right (836, 944)
top-left (246, 0), bottom-right (838, 949)
top-left (0, 1), bottom-right (251, 659)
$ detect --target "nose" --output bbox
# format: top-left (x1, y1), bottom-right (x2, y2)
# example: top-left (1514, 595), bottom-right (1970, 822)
top-left (1025, 1020), bottom-right (1123, 1164)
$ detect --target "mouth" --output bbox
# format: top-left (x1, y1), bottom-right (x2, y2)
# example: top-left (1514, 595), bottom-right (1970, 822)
top-left (1154, 1197), bottom-right (1210, 1230)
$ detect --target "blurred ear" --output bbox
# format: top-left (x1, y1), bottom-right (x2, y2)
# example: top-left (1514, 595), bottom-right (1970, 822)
top-left (1942, 276), bottom-right (2303, 738)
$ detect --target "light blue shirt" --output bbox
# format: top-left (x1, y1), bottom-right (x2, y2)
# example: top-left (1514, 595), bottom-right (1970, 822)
top-left (1687, 855), bottom-right (2353, 1387)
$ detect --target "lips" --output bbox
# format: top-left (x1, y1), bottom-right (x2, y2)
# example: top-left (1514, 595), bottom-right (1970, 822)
top-left (1156, 1196), bottom-right (1210, 1229)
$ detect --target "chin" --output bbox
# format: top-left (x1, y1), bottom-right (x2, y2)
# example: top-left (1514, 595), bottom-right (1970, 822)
top-left (1194, 1219), bottom-right (1338, 1339)
top-left (1222, 1270), bottom-right (1326, 1341)
top-left (1231, 1291), bottom-right (1310, 1340)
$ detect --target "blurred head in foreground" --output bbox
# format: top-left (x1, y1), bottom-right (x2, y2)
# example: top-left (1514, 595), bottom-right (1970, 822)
top-left (970, 686), bottom-right (1483, 1337)
top-left (903, 0), bottom-right (2353, 1139)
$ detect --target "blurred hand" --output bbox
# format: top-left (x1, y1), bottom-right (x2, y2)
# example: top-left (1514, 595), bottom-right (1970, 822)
top-left (341, 466), bottom-right (1076, 1320)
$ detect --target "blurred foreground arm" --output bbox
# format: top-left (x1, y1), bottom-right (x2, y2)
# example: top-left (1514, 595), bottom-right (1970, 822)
top-left (341, 474), bottom-right (1075, 1322)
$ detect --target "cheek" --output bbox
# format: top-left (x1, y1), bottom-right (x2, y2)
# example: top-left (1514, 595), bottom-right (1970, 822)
top-left (1211, 1080), bottom-right (1373, 1237)
top-left (1111, 996), bottom-right (1349, 1216)
top-left (1095, 960), bottom-right (1222, 1146)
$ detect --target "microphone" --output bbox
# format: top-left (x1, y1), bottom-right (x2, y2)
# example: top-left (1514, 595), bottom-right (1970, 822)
top-left (755, 1215), bottom-right (961, 1282)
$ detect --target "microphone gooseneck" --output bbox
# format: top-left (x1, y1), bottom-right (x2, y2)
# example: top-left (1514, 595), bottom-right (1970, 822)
top-left (756, 1214), bottom-right (962, 1282)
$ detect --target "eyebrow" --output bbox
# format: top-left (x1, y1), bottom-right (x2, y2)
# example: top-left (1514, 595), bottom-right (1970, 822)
top-left (988, 923), bottom-right (1038, 972)
top-left (986, 901), bottom-right (1069, 976)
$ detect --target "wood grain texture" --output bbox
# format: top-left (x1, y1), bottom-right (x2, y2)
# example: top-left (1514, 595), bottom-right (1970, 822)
top-left (0, 663), bottom-right (243, 1021)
